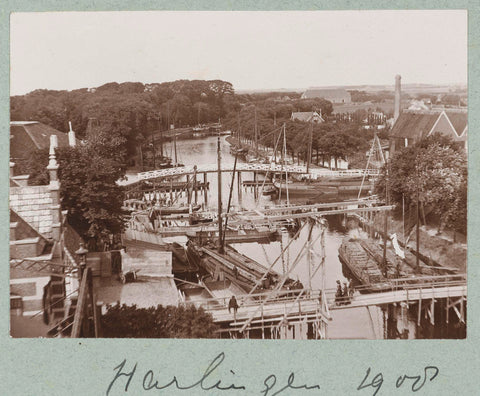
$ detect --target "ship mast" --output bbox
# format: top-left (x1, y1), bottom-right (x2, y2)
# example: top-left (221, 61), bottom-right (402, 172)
top-left (222, 152), bottom-right (238, 250)
top-left (217, 134), bottom-right (224, 253)
top-left (306, 120), bottom-right (313, 173)
top-left (283, 123), bottom-right (290, 205)
top-left (254, 106), bottom-right (258, 155)
top-left (173, 133), bottom-right (178, 165)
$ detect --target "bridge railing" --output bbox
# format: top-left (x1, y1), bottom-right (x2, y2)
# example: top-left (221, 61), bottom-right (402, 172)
top-left (191, 274), bottom-right (467, 313)
top-left (387, 274), bottom-right (466, 290)
top-left (137, 163), bottom-right (380, 180)
top-left (189, 288), bottom-right (335, 312)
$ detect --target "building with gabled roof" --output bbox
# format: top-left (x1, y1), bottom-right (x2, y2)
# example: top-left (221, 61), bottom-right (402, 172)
top-left (291, 111), bottom-right (325, 123)
top-left (10, 121), bottom-right (78, 164)
top-left (9, 136), bottom-right (72, 331)
top-left (301, 88), bottom-right (351, 103)
top-left (390, 109), bottom-right (467, 153)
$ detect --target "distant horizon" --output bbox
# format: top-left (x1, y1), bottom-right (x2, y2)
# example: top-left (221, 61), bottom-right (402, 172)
top-left (11, 79), bottom-right (468, 97)
top-left (11, 11), bottom-right (467, 96)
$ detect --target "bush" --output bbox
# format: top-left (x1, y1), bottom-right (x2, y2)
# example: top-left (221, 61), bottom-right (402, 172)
top-left (101, 303), bottom-right (219, 338)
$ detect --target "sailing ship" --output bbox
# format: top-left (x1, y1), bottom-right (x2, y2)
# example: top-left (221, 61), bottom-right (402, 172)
top-left (273, 122), bottom-right (377, 198)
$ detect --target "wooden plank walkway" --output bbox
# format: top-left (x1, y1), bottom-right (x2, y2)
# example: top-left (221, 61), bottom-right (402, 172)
top-left (201, 283), bottom-right (467, 325)
top-left (332, 284), bottom-right (467, 310)
top-left (207, 297), bottom-right (323, 325)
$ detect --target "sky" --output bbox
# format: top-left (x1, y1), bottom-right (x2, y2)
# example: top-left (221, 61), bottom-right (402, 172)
top-left (10, 10), bottom-right (467, 95)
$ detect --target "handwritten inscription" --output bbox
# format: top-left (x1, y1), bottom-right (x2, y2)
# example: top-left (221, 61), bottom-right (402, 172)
top-left (106, 353), bottom-right (439, 395)
top-left (357, 366), bottom-right (439, 395)
top-left (106, 352), bottom-right (320, 396)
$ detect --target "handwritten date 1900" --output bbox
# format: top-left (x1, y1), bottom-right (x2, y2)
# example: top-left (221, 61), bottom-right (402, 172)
top-left (357, 366), bottom-right (439, 396)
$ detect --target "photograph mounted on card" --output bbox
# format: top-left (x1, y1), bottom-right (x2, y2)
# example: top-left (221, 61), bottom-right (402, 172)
top-left (9, 10), bottom-right (467, 341)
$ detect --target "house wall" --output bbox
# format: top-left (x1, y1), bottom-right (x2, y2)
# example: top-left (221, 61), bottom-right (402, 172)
top-left (328, 95), bottom-right (351, 104)
top-left (10, 276), bottom-right (51, 315)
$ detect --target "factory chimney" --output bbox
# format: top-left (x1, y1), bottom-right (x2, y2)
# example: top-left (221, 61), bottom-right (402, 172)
top-left (394, 74), bottom-right (401, 123)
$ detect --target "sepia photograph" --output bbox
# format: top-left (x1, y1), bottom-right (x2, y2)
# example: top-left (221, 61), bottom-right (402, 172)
top-left (9, 10), bottom-right (467, 340)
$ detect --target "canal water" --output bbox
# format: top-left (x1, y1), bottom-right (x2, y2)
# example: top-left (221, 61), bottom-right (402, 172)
top-left (161, 136), bottom-right (457, 339)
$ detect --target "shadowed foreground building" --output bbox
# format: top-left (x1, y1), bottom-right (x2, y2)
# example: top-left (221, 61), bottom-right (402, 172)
top-left (10, 124), bottom-right (178, 337)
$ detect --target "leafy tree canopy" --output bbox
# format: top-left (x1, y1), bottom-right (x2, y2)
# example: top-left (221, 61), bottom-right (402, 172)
top-left (15, 138), bottom-right (126, 246)
top-left (11, 79), bottom-right (236, 167)
top-left (375, 133), bottom-right (467, 234)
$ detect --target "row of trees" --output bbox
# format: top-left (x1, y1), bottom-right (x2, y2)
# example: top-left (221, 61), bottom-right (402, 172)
top-left (223, 101), bottom-right (372, 170)
top-left (11, 79), bottom-right (237, 167)
top-left (375, 134), bottom-right (467, 235)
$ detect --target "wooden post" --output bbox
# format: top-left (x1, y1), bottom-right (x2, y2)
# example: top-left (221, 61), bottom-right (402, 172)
top-left (253, 171), bottom-right (258, 199)
top-left (446, 296), bottom-right (450, 324)
top-left (217, 136), bottom-right (223, 253)
top-left (417, 289), bottom-right (422, 326)
top-left (237, 171), bottom-right (242, 203)
top-left (430, 296), bottom-right (435, 326)
top-left (193, 166), bottom-right (198, 204)
top-left (416, 163), bottom-right (420, 271)
top-left (186, 175), bottom-right (191, 204)
top-left (261, 305), bottom-right (265, 340)
top-left (94, 301), bottom-right (103, 338)
top-left (203, 172), bottom-right (208, 206)
top-left (460, 296), bottom-right (464, 323)
top-left (169, 177), bottom-right (173, 202)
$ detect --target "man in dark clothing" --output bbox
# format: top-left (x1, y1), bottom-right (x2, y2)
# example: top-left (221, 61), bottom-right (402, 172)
top-left (335, 280), bottom-right (342, 305)
top-left (228, 296), bottom-right (239, 315)
top-left (343, 282), bottom-right (350, 304)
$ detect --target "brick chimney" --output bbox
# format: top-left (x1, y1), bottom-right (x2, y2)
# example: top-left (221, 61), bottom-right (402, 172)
top-left (394, 74), bottom-right (401, 123)
top-left (68, 121), bottom-right (76, 147)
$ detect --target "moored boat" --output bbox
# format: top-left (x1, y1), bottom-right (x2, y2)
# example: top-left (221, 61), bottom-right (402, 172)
top-left (262, 185), bottom-right (277, 196)
top-left (338, 237), bottom-right (390, 292)
top-left (273, 179), bottom-right (338, 198)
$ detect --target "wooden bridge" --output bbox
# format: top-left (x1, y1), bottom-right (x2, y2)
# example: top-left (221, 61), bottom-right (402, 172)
top-left (184, 274), bottom-right (466, 338)
top-left (123, 199), bottom-right (393, 240)
top-left (137, 163), bottom-right (380, 181)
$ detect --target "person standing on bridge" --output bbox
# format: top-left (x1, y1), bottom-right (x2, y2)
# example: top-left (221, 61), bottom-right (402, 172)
top-left (335, 280), bottom-right (343, 305)
top-left (228, 295), bottom-right (239, 320)
top-left (348, 278), bottom-right (355, 298)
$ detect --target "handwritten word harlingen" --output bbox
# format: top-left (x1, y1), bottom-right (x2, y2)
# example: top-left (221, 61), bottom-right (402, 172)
top-left (106, 352), bottom-right (320, 396)
top-left (357, 366), bottom-right (439, 396)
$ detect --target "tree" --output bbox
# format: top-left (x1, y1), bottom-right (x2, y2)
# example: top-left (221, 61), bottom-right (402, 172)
top-left (375, 134), bottom-right (467, 234)
top-left (315, 124), bottom-right (368, 169)
top-left (57, 144), bottom-right (126, 247)
top-left (101, 304), bottom-right (219, 338)
top-left (17, 142), bottom-right (126, 247)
